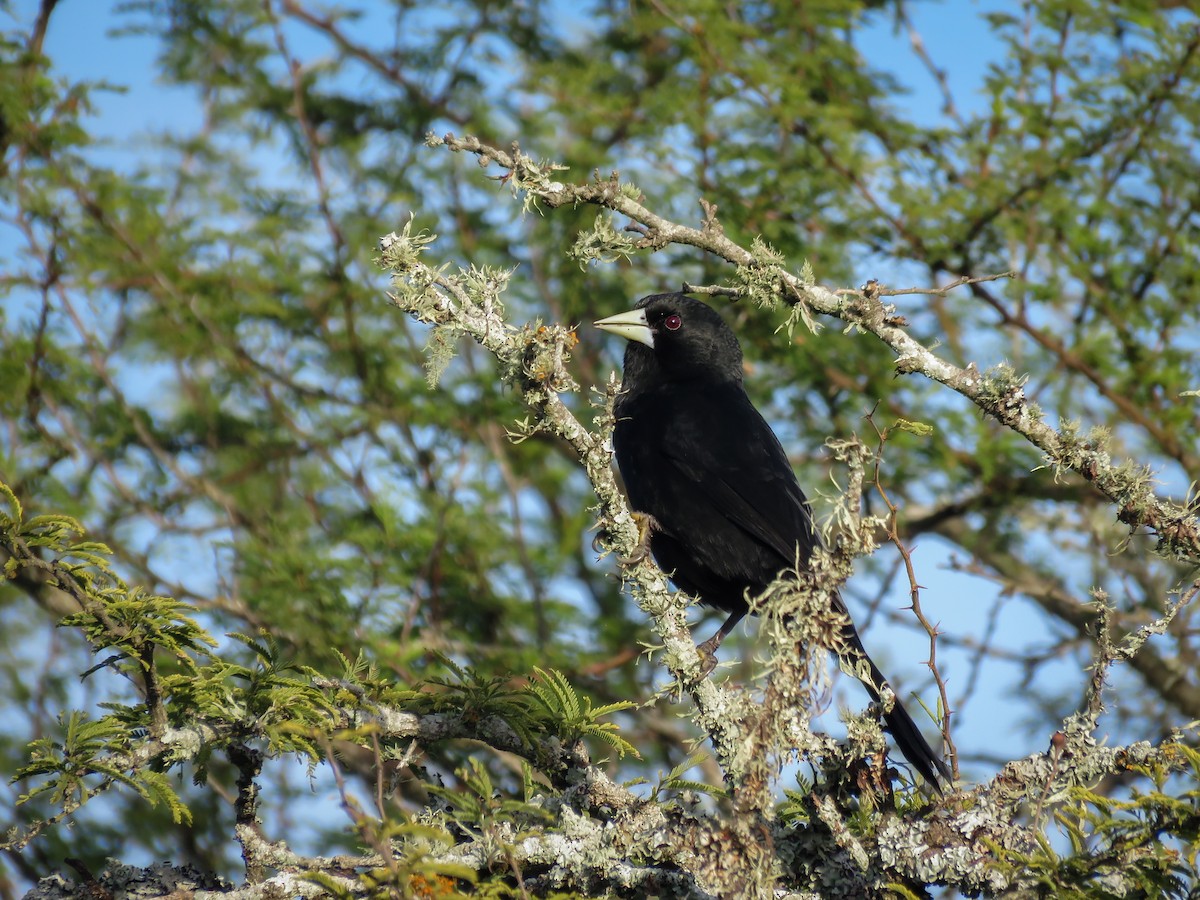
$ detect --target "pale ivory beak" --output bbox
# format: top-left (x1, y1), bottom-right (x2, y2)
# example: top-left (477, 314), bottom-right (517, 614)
top-left (593, 307), bottom-right (654, 348)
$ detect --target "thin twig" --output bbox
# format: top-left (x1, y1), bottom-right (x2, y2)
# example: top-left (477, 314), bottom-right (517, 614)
top-left (875, 271), bottom-right (1015, 297)
top-left (865, 408), bottom-right (958, 779)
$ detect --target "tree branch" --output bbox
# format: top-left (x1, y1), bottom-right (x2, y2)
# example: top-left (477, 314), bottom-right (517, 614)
top-left (430, 132), bottom-right (1200, 565)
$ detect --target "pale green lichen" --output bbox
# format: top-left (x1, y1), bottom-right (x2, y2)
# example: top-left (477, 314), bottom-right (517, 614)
top-left (423, 330), bottom-right (457, 389)
top-left (507, 147), bottom-right (570, 215)
top-left (377, 216), bottom-right (437, 274)
top-left (569, 213), bottom-right (638, 269)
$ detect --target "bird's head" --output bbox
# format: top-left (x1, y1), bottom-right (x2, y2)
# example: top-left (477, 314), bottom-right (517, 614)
top-left (593, 293), bottom-right (743, 384)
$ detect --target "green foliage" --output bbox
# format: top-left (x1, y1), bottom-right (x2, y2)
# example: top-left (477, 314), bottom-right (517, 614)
top-left (525, 667), bottom-right (639, 760)
top-left (989, 744), bottom-right (1200, 898)
top-left (304, 818), bottom-right (478, 900)
top-left (15, 711), bottom-right (190, 827)
top-left (777, 777), bottom-right (815, 829)
top-left (394, 656), bottom-right (544, 745)
top-left (650, 752), bottom-right (726, 802)
top-left (185, 633), bottom-right (339, 763)
top-left (383, 657), bottom-right (639, 762)
top-left (429, 757), bottom-right (554, 840)
top-left (2, 490), bottom-right (641, 877)
top-left (775, 773), bottom-right (900, 838)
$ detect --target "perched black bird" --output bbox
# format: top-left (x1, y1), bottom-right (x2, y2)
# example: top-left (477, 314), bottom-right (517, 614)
top-left (595, 292), bottom-right (951, 791)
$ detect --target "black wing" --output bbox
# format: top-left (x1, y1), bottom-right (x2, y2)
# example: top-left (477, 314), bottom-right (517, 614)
top-left (660, 381), bottom-right (818, 572)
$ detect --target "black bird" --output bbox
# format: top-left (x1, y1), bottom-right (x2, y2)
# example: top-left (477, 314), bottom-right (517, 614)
top-left (594, 292), bottom-right (952, 791)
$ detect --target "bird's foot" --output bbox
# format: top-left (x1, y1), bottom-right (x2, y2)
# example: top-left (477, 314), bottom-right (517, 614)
top-left (696, 635), bottom-right (721, 678)
top-left (617, 512), bottom-right (659, 566)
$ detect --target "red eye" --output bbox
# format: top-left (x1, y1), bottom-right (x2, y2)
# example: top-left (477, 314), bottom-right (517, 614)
top-left (664, 314), bottom-right (682, 331)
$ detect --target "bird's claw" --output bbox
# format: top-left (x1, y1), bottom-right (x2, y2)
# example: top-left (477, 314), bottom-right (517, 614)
top-left (617, 512), bottom-right (659, 566)
top-left (696, 636), bottom-right (720, 678)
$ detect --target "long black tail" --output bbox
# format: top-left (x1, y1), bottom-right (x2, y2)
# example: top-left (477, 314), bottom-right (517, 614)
top-left (844, 625), bottom-right (952, 793)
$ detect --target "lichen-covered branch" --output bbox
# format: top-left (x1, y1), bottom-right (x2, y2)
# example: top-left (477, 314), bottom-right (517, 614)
top-left (430, 133), bottom-right (1200, 565)
top-left (379, 221), bottom-right (800, 895)
top-left (374, 217), bottom-right (1200, 897)
top-left (22, 718), bottom-right (1198, 899)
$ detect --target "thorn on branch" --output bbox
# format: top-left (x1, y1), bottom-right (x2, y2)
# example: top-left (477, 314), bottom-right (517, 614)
top-left (699, 198), bottom-right (723, 236)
